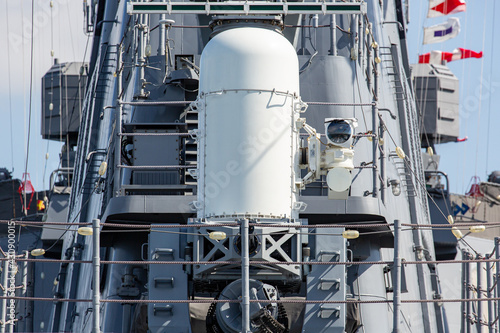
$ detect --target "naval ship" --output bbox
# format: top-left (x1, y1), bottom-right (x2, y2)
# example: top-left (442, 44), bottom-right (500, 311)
top-left (1, 0), bottom-right (499, 332)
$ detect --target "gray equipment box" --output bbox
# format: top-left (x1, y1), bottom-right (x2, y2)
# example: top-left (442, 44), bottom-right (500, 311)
top-left (41, 60), bottom-right (88, 141)
top-left (412, 64), bottom-right (459, 145)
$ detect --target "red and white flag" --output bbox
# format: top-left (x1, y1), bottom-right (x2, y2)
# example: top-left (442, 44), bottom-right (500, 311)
top-left (418, 48), bottom-right (482, 64)
top-left (428, 0), bottom-right (466, 18)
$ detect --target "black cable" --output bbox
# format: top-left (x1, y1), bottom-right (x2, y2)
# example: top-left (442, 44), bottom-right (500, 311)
top-left (67, 35), bottom-right (91, 138)
top-left (43, 184), bottom-right (98, 253)
top-left (22, 0), bottom-right (35, 214)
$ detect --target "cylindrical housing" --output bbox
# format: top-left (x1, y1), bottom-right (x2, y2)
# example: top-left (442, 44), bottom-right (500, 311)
top-left (197, 26), bottom-right (300, 218)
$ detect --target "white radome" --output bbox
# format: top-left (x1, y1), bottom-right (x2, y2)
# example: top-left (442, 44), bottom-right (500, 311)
top-left (198, 26), bottom-right (301, 218)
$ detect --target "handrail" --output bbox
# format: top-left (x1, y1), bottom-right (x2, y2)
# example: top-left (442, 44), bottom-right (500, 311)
top-left (120, 100), bottom-right (375, 106)
top-left (424, 170), bottom-right (449, 196)
top-left (49, 168), bottom-right (74, 191)
top-left (127, 1), bottom-right (367, 16)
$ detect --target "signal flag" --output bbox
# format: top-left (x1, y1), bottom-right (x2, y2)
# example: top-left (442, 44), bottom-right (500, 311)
top-left (428, 0), bottom-right (466, 18)
top-left (418, 48), bottom-right (482, 64)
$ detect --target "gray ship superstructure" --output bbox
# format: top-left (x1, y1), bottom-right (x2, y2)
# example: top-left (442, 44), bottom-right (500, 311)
top-left (48, 1), bottom-right (446, 332)
top-left (3, 0), bottom-right (476, 332)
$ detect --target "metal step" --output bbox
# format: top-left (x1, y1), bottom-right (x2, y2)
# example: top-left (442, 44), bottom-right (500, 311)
top-left (179, 107), bottom-right (199, 187)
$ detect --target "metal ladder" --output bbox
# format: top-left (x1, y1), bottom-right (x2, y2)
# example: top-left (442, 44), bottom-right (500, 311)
top-left (180, 106), bottom-right (198, 187)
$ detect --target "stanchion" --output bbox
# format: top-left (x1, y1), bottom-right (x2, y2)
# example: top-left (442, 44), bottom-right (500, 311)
top-left (92, 219), bottom-right (101, 333)
top-left (393, 219), bottom-right (401, 333)
top-left (241, 218), bottom-right (250, 333)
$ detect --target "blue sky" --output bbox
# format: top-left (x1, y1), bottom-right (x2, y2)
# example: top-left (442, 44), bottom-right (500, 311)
top-left (0, 0), bottom-right (88, 191)
top-left (406, 0), bottom-right (500, 193)
top-left (0, 0), bottom-right (498, 195)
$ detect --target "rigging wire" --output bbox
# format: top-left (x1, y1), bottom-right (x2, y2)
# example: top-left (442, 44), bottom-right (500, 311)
top-left (43, 131), bottom-right (114, 253)
top-left (43, 0), bottom-right (56, 190)
top-left (458, 233), bottom-right (479, 256)
top-left (484, 0), bottom-right (497, 177)
top-left (415, 0), bottom-right (435, 154)
top-left (20, 0), bottom-right (36, 216)
top-left (459, 5), bottom-right (469, 194)
top-left (20, 0), bottom-right (27, 214)
top-left (354, 54), bottom-right (369, 131)
top-left (5, 1), bottom-right (496, 312)
top-left (43, 105), bottom-right (116, 253)
top-left (64, 1), bottom-right (77, 60)
top-left (63, 1), bottom-right (79, 176)
top-left (0, 8), bottom-right (496, 330)
top-left (14, 222), bottom-right (408, 238)
top-left (14, 0), bottom-right (36, 254)
top-left (4, 1), bottom-right (18, 219)
top-left (381, 119), bottom-right (446, 221)
top-left (379, 114), bottom-right (482, 255)
top-left (66, 34), bottom-right (92, 141)
top-left (6, 219), bottom-right (500, 228)
top-left (5, 251), bottom-right (500, 266)
top-left (42, 184), bottom-right (98, 253)
top-left (6, 219), bottom-right (500, 242)
top-left (24, 0), bottom-right (35, 183)
top-left (39, 36), bottom-right (117, 253)
top-left (416, 0), bottom-right (424, 54)
top-left (5, 1), bottom-right (14, 173)
top-left (4, 294), bottom-right (500, 305)
top-left (473, 1), bottom-right (490, 180)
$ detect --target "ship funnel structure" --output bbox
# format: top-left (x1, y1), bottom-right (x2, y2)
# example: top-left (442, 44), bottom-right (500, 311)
top-left (194, 25), bottom-right (304, 219)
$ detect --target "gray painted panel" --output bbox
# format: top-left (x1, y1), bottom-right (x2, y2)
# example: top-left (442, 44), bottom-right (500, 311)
top-left (148, 226), bottom-right (191, 333)
top-left (41, 193), bottom-right (70, 241)
top-left (41, 62), bottom-right (87, 141)
top-left (303, 228), bottom-right (346, 332)
top-left (300, 196), bottom-right (383, 216)
top-left (133, 132), bottom-right (179, 166)
top-left (412, 63), bottom-right (459, 143)
top-left (101, 195), bottom-right (385, 223)
top-left (101, 195), bottom-right (195, 221)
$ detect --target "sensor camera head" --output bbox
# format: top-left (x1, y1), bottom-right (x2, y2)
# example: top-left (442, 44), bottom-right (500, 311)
top-left (324, 118), bottom-right (358, 147)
